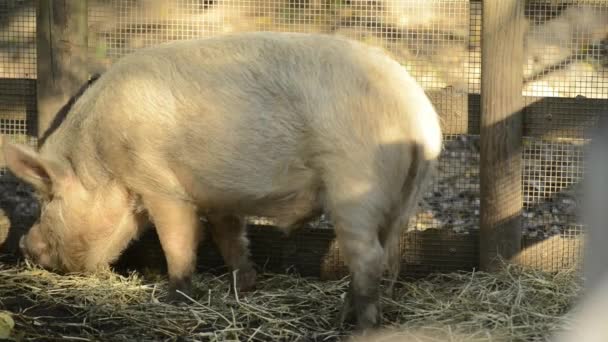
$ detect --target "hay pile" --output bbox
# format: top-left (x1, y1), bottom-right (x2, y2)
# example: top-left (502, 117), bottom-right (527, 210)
top-left (0, 260), bottom-right (581, 341)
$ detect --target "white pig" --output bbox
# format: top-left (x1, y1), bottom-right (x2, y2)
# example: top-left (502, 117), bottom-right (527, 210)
top-left (2, 31), bottom-right (442, 329)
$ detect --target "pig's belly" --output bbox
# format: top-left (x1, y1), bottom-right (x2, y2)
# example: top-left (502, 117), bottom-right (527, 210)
top-left (173, 158), bottom-right (325, 229)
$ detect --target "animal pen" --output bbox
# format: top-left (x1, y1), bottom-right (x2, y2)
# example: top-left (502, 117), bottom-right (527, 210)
top-left (0, 0), bottom-right (605, 340)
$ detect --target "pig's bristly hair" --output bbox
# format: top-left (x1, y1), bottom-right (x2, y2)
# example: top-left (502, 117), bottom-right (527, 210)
top-left (38, 74), bottom-right (102, 148)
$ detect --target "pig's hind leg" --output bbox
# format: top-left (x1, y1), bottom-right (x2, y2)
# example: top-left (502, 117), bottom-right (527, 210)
top-left (206, 213), bottom-right (258, 292)
top-left (323, 169), bottom-right (389, 330)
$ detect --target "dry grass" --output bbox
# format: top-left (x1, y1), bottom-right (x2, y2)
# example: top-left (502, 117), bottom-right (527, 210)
top-left (0, 260), bottom-right (581, 341)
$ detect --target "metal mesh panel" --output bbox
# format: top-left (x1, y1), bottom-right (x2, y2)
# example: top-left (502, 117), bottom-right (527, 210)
top-left (523, 1), bottom-right (607, 139)
top-left (518, 138), bottom-right (586, 271)
top-left (0, 0), bottom-right (39, 254)
top-left (0, 0), bottom-right (37, 147)
top-left (524, 1), bottom-right (607, 100)
top-left (518, 0), bottom-right (607, 271)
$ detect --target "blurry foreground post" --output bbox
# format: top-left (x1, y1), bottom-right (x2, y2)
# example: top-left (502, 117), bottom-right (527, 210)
top-left (552, 117), bottom-right (608, 342)
top-left (479, 0), bottom-right (525, 271)
top-left (36, 0), bottom-right (89, 138)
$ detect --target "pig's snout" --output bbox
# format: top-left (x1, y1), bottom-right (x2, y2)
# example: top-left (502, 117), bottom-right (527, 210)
top-left (18, 231), bottom-right (55, 270)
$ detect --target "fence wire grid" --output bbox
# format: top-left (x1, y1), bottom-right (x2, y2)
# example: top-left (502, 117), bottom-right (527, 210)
top-left (0, 0), bottom-right (606, 277)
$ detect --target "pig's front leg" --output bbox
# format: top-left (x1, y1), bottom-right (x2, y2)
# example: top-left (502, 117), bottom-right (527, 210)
top-left (142, 194), bottom-right (202, 302)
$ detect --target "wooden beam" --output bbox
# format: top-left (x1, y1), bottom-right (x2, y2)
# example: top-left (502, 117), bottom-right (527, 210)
top-left (479, 0), bottom-right (525, 271)
top-left (113, 224), bottom-right (479, 280)
top-left (36, 0), bottom-right (89, 138)
top-left (522, 96), bottom-right (605, 140)
top-left (423, 90), bottom-right (605, 139)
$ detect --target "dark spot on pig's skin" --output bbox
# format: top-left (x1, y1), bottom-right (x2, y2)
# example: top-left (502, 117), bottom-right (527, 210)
top-left (38, 74), bottom-right (101, 147)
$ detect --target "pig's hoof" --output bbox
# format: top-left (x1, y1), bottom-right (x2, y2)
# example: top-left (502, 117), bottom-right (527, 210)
top-left (335, 290), bottom-right (356, 327)
top-left (236, 268), bottom-right (257, 292)
top-left (354, 302), bottom-right (382, 332)
top-left (382, 282), bottom-right (397, 300)
top-left (354, 314), bottom-right (381, 332)
top-left (165, 290), bottom-right (189, 305)
top-left (165, 278), bottom-right (193, 305)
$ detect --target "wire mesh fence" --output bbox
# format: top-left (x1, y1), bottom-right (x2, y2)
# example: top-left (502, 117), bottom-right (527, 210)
top-left (0, 0), bottom-right (606, 277)
top-left (0, 0), bottom-right (40, 255)
top-left (516, 0), bottom-right (606, 271)
top-left (0, 0), bottom-right (37, 152)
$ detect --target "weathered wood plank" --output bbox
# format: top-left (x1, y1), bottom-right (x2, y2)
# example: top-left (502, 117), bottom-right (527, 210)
top-left (36, 0), bottom-right (89, 137)
top-left (114, 225), bottom-right (479, 280)
top-left (523, 96), bottom-right (606, 140)
top-left (479, 0), bottom-right (525, 271)
top-left (424, 90), bottom-right (606, 139)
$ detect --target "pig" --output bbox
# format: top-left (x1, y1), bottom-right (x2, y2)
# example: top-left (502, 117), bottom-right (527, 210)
top-left (2, 31), bottom-right (442, 330)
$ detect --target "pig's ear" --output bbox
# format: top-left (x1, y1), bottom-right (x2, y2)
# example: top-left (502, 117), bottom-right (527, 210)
top-left (2, 139), bottom-right (72, 194)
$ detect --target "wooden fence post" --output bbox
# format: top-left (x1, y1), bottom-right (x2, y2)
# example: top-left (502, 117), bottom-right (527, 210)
top-left (36, 0), bottom-right (89, 138)
top-left (479, 0), bottom-right (525, 271)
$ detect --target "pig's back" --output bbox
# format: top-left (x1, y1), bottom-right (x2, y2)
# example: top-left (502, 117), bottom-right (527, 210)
top-left (93, 31), bottom-right (433, 131)
top-left (58, 32), bottom-right (441, 203)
